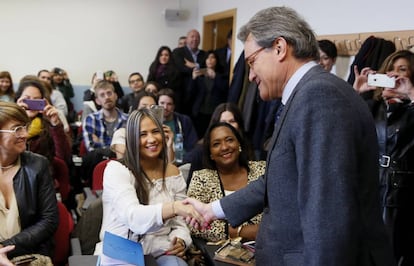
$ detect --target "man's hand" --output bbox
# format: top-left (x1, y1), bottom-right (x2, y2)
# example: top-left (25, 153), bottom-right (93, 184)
top-left (182, 197), bottom-right (217, 229)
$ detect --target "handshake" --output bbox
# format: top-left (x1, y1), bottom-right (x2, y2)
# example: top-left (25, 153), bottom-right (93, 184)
top-left (176, 198), bottom-right (218, 230)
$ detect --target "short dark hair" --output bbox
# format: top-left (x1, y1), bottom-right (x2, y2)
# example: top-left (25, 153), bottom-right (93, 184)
top-left (318, 39), bottom-right (338, 59)
top-left (157, 88), bottom-right (175, 104)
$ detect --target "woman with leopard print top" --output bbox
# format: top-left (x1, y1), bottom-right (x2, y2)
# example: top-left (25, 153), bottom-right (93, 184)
top-left (187, 122), bottom-right (265, 242)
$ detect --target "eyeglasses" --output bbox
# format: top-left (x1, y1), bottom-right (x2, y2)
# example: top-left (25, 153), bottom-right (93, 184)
top-left (245, 47), bottom-right (266, 69)
top-left (0, 125), bottom-right (28, 138)
top-left (129, 78), bottom-right (142, 84)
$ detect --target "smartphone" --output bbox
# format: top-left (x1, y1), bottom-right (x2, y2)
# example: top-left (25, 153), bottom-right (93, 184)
top-left (150, 105), bottom-right (164, 124)
top-left (96, 71), bottom-right (104, 80)
top-left (23, 99), bottom-right (46, 111)
top-left (367, 73), bottom-right (396, 88)
top-left (199, 68), bottom-right (208, 75)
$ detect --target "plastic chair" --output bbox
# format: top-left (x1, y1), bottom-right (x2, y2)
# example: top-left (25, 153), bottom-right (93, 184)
top-left (54, 201), bottom-right (75, 266)
top-left (53, 157), bottom-right (71, 201)
top-left (92, 159), bottom-right (112, 192)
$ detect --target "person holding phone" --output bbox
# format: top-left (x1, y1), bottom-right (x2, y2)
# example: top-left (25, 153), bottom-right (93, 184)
top-left (15, 76), bottom-right (71, 164)
top-left (353, 50), bottom-right (414, 265)
top-left (190, 50), bottom-right (228, 138)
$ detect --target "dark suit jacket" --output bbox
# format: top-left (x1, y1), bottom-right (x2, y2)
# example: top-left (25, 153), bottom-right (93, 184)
top-left (172, 46), bottom-right (207, 113)
top-left (220, 65), bottom-right (394, 266)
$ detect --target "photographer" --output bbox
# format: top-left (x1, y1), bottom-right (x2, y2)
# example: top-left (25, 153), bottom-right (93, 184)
top-left (51, 67), bottom-right (76, 122)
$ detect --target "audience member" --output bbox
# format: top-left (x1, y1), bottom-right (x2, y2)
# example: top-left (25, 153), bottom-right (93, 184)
top-left (158, 88), bottom-right (198, 163)
top-left (190, 50), bottom-right (228, 138)
top-left (51, 67), bottom-right (75, 121)
top-left (94, 108), bottom-right (201, 265)
top-left (187, 102), bottom-right (254, 184)
top-left (0, 71), bottom-right (15, 102)
top-left (82, 71), bottom-right (104, 121)
top-left (104, 70), bottom-right (125, 106)
top-left (15, 76), bottom-right (71, 164)
top-left (81, 80), bottom-right (127, 187)
top-left (318, 39), bottom-right (337, 72)
top-left (177, 36), bottom-right (186, 48)
top-left (0, 101), bottom-right (58, 262)
top-left (120, 72), bottom-right (145, 113)
top-left (183, 6), bottom-right (394, 265)
top-left (82, 80), bottom-right (127, 151)
top-left (215, 29), bottom-right (232, 82)
top-left (144, 81), bottom-right (161, 96)
top-left (353, 49), bottom-right (414, 265)
top-left (172, 29), bottom-right (207, 114)
top-left (38, 70), bottom-right (68, 117)
top-left (147, 46), bottom-right (181, 94)
top-left (187, 122), bottom-right (265, 242)
top-left (110, 92), bottom-right (174, 162)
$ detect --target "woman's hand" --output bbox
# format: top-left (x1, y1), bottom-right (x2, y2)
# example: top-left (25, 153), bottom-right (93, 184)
top-left (353, 66), bottom-right (376, 93)
top-left (192, 68), bottom-right (203, 80)
top-left (42, 101), bottom-right (61, 126)
top-left (165, 237), bottom-right (186, 259)
top-left (0, 245), bottom-right (15, 266)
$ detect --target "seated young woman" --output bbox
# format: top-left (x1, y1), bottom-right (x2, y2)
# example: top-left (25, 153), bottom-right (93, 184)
top-left (94, 108), bottom-right (202, 266)
top-left (187, 122), bottom-right (265, 242)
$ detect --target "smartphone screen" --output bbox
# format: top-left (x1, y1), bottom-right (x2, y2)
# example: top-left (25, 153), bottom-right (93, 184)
top-left (23, 99), bottom-right (46, 111)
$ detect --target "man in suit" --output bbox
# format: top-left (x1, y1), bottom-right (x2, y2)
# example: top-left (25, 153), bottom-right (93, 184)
top-left (215, 29), bottom-right (232, 83)
top-left (184, 6), bottom-right (395, 266)
top-left (172, 29), bottom-right (207, 114)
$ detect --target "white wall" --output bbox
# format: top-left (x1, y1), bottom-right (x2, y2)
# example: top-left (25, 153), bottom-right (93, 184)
top-left (0, 0), bottom-right (198, 85)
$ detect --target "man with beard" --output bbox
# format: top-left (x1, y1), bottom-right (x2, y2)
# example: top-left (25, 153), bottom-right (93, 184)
top-left (80, 80), bottom-right (128, 188)
top-left (82, 80), bottom-right (128, 152)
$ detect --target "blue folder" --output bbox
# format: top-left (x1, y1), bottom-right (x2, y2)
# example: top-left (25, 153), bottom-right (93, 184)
top-left (102, 231), bottom-right (145, 266)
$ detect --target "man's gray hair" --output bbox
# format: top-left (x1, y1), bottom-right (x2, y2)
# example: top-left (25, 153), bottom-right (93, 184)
top-left (238, 6), bottom-right (319, 60)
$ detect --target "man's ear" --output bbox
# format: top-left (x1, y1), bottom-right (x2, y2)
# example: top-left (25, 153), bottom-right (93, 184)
top-left (273, 37), bottom-right (288, 58)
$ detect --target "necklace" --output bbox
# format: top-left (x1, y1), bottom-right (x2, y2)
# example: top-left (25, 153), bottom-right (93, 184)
top-left (0, 159), bottom-right (18, 170)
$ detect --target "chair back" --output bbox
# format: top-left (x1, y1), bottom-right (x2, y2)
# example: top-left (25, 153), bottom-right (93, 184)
top-left (92, 159), bottom-right (112, 191)
top-left (54, 202), bottom-right (74, 265)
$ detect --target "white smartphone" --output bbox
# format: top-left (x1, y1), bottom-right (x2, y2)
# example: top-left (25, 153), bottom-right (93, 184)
top-left (96, 71), bottom-right (104, 80)
top-left (367, 73), bottom-right (396, 88)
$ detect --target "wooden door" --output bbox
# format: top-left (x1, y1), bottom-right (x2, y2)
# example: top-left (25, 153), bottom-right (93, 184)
top-left (202, 8), bottom-right (237, 83)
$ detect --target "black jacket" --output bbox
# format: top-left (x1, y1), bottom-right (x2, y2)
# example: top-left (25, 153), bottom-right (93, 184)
top-left (1, 152), bottom-right (59, 259)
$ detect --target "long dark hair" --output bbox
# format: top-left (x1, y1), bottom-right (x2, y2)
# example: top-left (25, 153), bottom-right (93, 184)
top-left (203, 122), bottom-right (250, 171)
top-left (208, 102), bottom-right (254, 160)
top-left (148, 46), bottom-right (174, 74)
top-left (122, 108), bottom-right (168, 204)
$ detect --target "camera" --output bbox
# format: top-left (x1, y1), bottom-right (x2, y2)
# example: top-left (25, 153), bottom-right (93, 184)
top-left (367, 74), bottom-right (396, 88)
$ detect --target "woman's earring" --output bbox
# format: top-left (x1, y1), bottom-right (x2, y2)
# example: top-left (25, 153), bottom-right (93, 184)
top-left (239, 146), bottom-right (242, 152)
